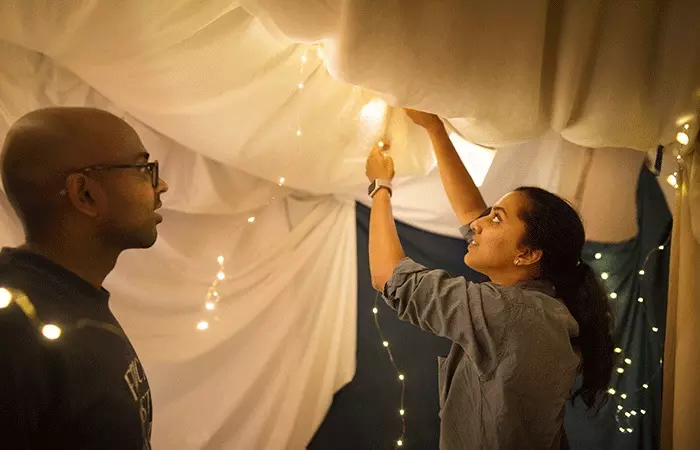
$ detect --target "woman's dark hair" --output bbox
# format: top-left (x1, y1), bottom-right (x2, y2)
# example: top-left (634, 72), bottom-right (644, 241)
top-left (514, 186), bottom-right (614, 412)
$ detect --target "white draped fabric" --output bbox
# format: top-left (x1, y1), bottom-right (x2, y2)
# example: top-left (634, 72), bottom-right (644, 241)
top-left (0, 1), bottom-right (698, 448)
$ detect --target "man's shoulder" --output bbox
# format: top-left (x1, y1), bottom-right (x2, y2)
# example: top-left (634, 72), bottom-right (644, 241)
top-left (0, 255), bottom-right (61, 300)
top-left (0, 303), bottom-right (43, 354)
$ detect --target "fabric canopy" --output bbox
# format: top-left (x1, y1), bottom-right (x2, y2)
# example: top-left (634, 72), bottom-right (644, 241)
top-left (0, 1), bottom-right (699, 448)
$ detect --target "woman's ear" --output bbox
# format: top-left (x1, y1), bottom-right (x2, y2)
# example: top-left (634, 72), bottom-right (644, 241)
top-left (518, 248), bottom-right (543, 266)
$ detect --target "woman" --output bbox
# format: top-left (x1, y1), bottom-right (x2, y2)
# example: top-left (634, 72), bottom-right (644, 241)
top-left (366, 109), bottom-right (614, 450)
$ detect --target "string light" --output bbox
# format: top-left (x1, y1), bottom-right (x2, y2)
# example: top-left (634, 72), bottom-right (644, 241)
top-left (196, 45), bottom-right (316, 331)
top-left (42, 324), bottom-right (62, 340)
top-left (595, 230), bottom-right (672, 434)
top-left (373, 282), bottom-right (407, 448)
top-left (676, 131), bottom-right (690, 145)
top-left (666, 173), bottom-right (678, 189)
top-left (0, 287), bottom-right (11, 308)
top-left (0, 287), bottom-right (123, 342)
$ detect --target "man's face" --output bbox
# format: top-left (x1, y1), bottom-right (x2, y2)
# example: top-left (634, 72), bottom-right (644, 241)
top-left (93, 126), bottom-right (168, 250)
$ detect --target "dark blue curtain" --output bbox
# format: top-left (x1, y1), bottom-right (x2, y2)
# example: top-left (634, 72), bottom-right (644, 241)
top-left (564, 167), bottom-right (671, 450)
top-left (309, 166), bottom-right (670, 449)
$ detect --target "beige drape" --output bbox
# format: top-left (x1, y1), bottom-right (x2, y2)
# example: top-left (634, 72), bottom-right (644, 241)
top-left (662, 141), bottom-right (700, 450)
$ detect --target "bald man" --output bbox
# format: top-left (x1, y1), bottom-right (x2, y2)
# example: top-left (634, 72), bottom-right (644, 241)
top-left (0, 107), bottom-right (168, 449)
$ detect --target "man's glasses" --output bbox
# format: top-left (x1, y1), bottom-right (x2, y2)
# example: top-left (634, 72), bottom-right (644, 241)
top-left (64, 161), bottom-right (160, 189)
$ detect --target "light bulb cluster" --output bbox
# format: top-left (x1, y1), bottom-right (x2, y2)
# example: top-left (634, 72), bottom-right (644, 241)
top-left (668, 122), bottom-right (694, 189)
top-left (595, 231), bottom-right (671, 435)
top-left (373, 289), bottom-right (407, 448)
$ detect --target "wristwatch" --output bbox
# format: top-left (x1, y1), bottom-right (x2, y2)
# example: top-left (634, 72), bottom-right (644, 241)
top-left (368, 179), bottom-right (392, 198)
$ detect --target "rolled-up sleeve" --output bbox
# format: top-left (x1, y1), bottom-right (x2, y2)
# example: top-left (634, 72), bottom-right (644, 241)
top-left (383, 257), bottom-right (509, 370)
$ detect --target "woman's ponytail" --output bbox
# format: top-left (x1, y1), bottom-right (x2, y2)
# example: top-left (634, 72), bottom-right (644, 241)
top-left (515, 187), bottom-right (615, 412)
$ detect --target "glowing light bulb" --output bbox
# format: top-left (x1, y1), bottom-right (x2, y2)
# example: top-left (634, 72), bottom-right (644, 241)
top-left (621, 393), bottom-right (627, 399)
top-left (360, 98), bottom-right (388, 125)
top-left (614, 347), bottom-right (622, 353)
top-left (213, 291), bottom-right (219, 297)
top-left (667, 174), bottom-right (677, 187)
top-left (625, 358), bottom-right (632, 364)
top-left (643, 384), bottom-right (649, 389)
top-left (398, 374), bottom-right (405, 381)
top-left (372, 307), bottom-right (378, 314)
top-left (217, 271), bottom-right (225, 281)
top-left (638, 297), bottom-right (644, 303)
top-left (595, 253), bottom-right (602, 259)
top-left (631, 410), bottom-right (637, 416)
top-left (652, 327), bottom-right (659, 332)
top-left (625, 412), bottom-right (631, 417)
top-left (658, 245), bottom-right (664, 250)
top-left (639, 270), bottom-right (645, 275)
top-left (617, 405), bottom-right (623, 410)
top-left (296, 129), bottom-right (302, 136)
top-left (42, 324), bottom-right (62, 340)
top-left (400, 409), bottom-right (405, 416)
top-left (217, 255), bottom-right (224, 264)
top-left (205, 302), bottom-right (216, 311)
top-left (610, 292), bottom-right (618, 299)
top-left (601, 272), bottom-right (609, 280)
top-left (397, 440), bottom-right (403, 447)
top-left (684, 124), bottom-right (690, 130)
top-left (608, 388), bottom-right (616, 395)
top-left (278, 177), bottom-right (285, 185)
top-left (676, 131), bottom-right (690, 145)
top-left (617, 368), bottom-right (624, 374)
top-left (0, 287), bottom-right (11, 308)
top-left (619, 428), bottom-right (626, 433)
top-left (298, 83), bottom-right (304, 89)
top-left (641, 409), bottom-right (647, 414)
top-left (197, 321), bottom-right (209, 330)
top-left (627, 428), bottom-right (633, 433)
top-left (383, 341), bottom-right (389, 347)
top-left (248, 217), bottom-right (255, 223)
top-left (378, 140), bottom-right (385, 148)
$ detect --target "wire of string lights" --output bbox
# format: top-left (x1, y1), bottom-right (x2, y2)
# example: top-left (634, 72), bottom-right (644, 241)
top-left (593, 231), bottom-right (671, 434)
top-left (373, 291), bottom-right (407, 448)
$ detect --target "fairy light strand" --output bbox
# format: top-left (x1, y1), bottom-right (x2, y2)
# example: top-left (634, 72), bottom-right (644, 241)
top-left (613, 121), bottom-right (691, 433)
top-left (602, 227), bottom-right (671, 434)
top-left (373, 291), bottom-right (407, 448)
top-left (196, 45), bottom-right (320, 330)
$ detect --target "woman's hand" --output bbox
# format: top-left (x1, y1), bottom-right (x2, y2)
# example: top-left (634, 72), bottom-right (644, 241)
top-left (366, 141), bottom-right (394, 182)
top-left (404, 108), bottom-right (444, 133)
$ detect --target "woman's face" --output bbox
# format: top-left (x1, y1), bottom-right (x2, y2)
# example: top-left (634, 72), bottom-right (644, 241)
top-left (463, 191), bottom-right (532, 275)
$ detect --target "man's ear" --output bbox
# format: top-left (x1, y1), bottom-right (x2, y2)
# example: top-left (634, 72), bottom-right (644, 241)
top-left (65, 174), bottom-right (100, 218)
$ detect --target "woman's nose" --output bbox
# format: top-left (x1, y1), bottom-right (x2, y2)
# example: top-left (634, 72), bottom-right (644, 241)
top-left (471, 219), bottom-right (483, 233)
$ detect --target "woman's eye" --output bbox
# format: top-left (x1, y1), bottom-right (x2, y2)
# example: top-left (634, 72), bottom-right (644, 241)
top-left (491, 215), bottom-right (501, 224)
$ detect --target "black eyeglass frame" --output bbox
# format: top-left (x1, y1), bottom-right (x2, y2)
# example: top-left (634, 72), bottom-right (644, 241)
top-left (64, 161), bottom-right (160, 188)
